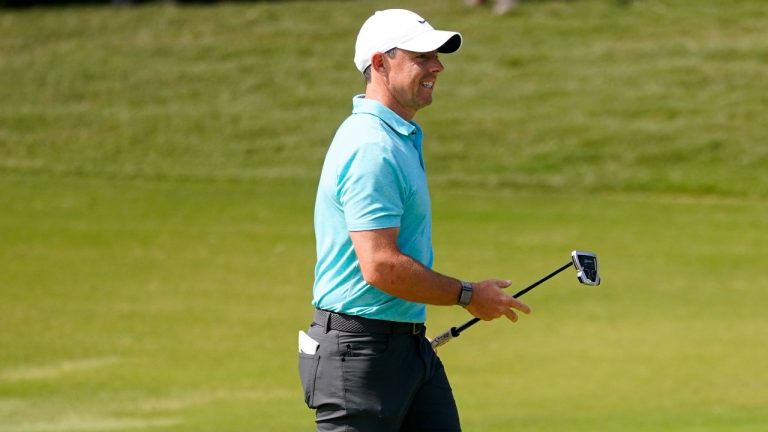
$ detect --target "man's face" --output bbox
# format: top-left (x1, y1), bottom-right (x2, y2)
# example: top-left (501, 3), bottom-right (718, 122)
top-left (384, 49), bottom-right (444, 118)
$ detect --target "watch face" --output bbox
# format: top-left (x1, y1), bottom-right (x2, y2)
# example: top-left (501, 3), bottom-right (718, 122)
top-left (459, 282), bottom-right (473, 306)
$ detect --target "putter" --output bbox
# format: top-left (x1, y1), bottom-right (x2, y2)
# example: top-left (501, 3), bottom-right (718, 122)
top-left (430, 250), bottom-right (601, 349)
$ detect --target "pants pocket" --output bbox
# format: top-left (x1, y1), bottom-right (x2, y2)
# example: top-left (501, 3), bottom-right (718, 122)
top-left (298, 352), bottom-right (321, 408)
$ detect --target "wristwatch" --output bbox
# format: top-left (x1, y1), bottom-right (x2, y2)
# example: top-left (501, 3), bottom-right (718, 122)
top-left (457, 281), bottom-right (473, 307)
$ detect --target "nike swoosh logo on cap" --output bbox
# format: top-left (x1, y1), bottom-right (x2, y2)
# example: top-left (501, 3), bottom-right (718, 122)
top-left (418, 19), bottom-right (426, 23)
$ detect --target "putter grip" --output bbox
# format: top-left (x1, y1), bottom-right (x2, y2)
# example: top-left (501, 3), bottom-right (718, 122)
top-left (430, 328), bottom-right (457, 349)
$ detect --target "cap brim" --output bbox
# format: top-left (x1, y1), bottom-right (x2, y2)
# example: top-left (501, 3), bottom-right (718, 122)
top-left (397, 30), bottom-right (462, 54)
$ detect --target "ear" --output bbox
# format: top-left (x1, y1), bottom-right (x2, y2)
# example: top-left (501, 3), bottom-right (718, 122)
top-left (371, 52), bottom-right (387, 74)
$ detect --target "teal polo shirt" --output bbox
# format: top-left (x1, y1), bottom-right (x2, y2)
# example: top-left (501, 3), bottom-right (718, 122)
top-left (312, 95), bottom-right (433, 323)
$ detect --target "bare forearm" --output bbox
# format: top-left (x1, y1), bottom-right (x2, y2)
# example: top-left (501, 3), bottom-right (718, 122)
top-left (364, 252), bottom-right (530, 323)
top-left (350, 228), bottom-right (461, 305)
top-left (364, 252), bottom-right (461, 306)
top-left (349, 228), bottom-right (531, 321)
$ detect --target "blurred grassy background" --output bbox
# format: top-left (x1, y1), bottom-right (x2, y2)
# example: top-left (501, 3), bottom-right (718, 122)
top-left (1, 0), bottom-right (767, 430)
top-left (2, 0), bottom-right (767, 195)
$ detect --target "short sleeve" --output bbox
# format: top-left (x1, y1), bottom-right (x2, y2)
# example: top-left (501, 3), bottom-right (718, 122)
top-left (337, 143), bottom-right (405, 231)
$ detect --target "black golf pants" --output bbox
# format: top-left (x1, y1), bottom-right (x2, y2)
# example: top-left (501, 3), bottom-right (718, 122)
top-left (298, 319), bottom-right (461, 431)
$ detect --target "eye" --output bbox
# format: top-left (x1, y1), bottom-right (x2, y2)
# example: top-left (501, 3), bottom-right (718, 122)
top-left (416, 53), bottom-right (438, 62)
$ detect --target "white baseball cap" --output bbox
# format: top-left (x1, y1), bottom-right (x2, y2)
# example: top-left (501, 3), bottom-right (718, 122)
top-left (354, 9), bottom-right (463, 74)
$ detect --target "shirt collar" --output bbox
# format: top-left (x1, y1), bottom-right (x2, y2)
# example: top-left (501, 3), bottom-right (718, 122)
top-left (351, 95), bottom-right (419, 137)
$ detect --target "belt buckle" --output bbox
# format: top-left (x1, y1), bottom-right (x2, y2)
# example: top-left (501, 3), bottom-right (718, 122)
top-left (411, 324), bottom-right (419, 335)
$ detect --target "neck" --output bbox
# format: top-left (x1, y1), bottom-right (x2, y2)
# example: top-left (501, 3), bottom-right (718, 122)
top-left (364, 84), bottom-right (415, 121)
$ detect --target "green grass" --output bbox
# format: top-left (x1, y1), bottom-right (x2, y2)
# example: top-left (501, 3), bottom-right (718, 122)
top-left (2, 0), bottom-right (767, 195)
top-left (430, 189), bottom-right (768, 431)
top-left (2, 175), bottom-right (766, 431)
top-left (0, 174), bottom-right (317, 430)
top-left (1, 0), bottom-right (768, 430)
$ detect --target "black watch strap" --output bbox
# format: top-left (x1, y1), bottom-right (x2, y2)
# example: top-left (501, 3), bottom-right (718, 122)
top-left (458, 280), bottom-right (473, 307)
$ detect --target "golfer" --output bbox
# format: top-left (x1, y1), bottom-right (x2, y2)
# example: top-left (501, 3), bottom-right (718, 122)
top-left (299, 9), bottom-right (531, 431)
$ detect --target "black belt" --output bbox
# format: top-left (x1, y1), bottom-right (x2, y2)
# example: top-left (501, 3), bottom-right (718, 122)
top-left (314, 309), bottom-right (425, 335)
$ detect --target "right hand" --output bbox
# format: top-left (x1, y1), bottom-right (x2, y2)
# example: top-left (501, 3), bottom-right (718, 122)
top-left (465, 279), bottom-right (532, 322)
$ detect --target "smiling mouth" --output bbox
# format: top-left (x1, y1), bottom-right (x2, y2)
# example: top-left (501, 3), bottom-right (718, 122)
top-left (421, 81), bottom-right (434, 89)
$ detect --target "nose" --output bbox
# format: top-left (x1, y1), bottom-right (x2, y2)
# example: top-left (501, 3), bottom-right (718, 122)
top-left (431, 58), bottom-right (444, 73)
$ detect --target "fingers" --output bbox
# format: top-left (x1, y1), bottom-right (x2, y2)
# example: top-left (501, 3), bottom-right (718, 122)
top-left (501, 296), bottom-right (530, 322)
top-left (503, 308), bottom-right (519, 322)
top-left (507, 297), bottom-right (531, 315)
top-left (492, 280), bottom-right (532, 321)
top-left (494, 280), bottom-right (532, 314)
top-left (468, 279), bottom-right (532, 322)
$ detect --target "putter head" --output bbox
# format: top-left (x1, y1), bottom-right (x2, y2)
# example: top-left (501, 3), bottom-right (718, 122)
top-left (571, 250), bottom-right (601, 286)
